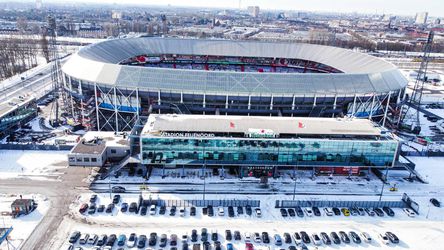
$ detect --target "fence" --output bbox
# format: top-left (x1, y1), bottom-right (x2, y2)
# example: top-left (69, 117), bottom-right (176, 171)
top-left (0, 143), bottom-right (73, 151)
top-left (141, 199), bottom-right (260, 208)
top-left (276, 200), bottom-right (406, 209)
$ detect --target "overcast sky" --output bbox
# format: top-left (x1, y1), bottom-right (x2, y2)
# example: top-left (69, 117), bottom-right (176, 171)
top-left (45, 0), bottom-right (443, 17)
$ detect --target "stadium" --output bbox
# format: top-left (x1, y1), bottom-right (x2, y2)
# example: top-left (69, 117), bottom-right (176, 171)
top-left (61, 37), bottom-right (408, 132)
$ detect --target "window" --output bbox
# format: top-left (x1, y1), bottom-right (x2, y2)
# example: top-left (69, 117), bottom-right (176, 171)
top-left (69, 157), bottom-right (75, 162)
top-left (111, 149), bottom-right (116, 154)
top-left (91, 158), bottom-right (97, 162)
top-left (84, 158), bottom-right (90, 162)
top-left (76, 158), bottom-right (82, 162)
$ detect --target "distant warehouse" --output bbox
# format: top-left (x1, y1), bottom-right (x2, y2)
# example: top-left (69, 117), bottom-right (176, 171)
top-left (140, 114), bottom-right (400, 177)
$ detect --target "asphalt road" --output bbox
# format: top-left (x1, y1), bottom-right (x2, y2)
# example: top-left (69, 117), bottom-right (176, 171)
top-left (0, 167), bottom-right (90, 250)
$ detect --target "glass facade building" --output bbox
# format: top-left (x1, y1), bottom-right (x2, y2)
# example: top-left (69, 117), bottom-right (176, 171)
top-left (141, 137), bottom-right (398, 168)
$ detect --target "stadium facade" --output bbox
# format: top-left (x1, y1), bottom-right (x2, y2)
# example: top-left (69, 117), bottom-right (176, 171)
top-left (61, 37), bottom-right (408, 132)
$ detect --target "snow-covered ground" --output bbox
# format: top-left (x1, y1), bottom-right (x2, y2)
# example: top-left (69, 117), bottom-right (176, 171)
top-left (0, 194), bottom-right (49, 249)
top-left (0, 150), bottom-right (68, 180)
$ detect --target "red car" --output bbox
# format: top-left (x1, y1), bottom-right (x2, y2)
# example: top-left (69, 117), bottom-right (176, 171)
top-left (79, 203), bottom-right (88, 213)
top-left (245, 243), bottom-right (254, 250)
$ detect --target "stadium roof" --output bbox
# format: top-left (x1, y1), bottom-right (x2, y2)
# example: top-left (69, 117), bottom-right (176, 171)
top-left (142, 114), bottom-right (385, 137)
top-left (62, 37), bottom-right (408, 96)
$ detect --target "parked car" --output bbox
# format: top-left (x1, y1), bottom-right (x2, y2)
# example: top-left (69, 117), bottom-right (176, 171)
top-left (191, 230), bottom-right (198, 242)
top-left (106, 234), bottom-right (116, 246)
top-left (293, 232), bottom-right (302, 244)
top-left (350, 207), bottom-right (358, 216)
top-left (117, 234), bottom-right (126, 246)
top-left (129, 202), bottom-right (137, 213)
top-left (255, 208), bottom-right (262, 217)
top-left (211, 232), bottom-right (218, 241)
top-left (287, 208), bottom-right (295, 217)
top-left (79, 233), bottom-right (89, 244)
top-left (379, 233), bottom-right (389, 244)
top-left (244, 232), bottom-right (251, 242)
top-left (150, 205), bottom-right (157, 215)
top-left (140, 206), bottom-right (147, 215)
top-left (160, 234), bottom-right (168, 247)
top-left (87, 234), bottom-right (98, 245)
top-left (88, 203), bottom-right (96, 214)
top-left (403, 208), bottom-right (416, 217)
top-left (245, 205), bottom-right (252, 216)
top-left (234, 231), bottom-right (242, 240)
top-left (79, 204), bottom-right (88, 214)
top-left (300, 231), bottom-right (310, 244)
top-left (105, 203), bottom-right (114, 213)
top-left (253, 233), bottom-right (261, 243)
top-left (358, 207), bottom-right (366, 216)
top-left (261, 232), bottom-right (270, 244)
top-left (225, 230), bottom-right (232, 241)
top-left (227, 243), bottom-right (234, 250)
top-left (360, 232), bottom-right (372, 243)
top-left (338, 231), bottom-right (350, 243)
top-left (430, 198), bottom-right (441, 207)
top-left (127, 233), bottom-right (137, 248)
top-left (169, 234), bottom-right (177, 246)
top-left (149, 232), bottom-right (157, 246)
top-left (96, 234), bottom-right (107, 246)
top-left (332, 207), bottom-right (341, 216)
top-left (208, 206), bottom-right (214, 217)
top-left (218, 207), bottom-right (224, 216)
top-left (120, 203), bottom-right (128, 212)
top-left (349, 231), bottom-right (361, 244)
top-left (365, 208), bottom-right (375, 216)
top-left (170, 206), bottom-right (177, 216)
top-left (245, 242), bottom-right (253, 250)
top-left (237, 206), bottom-right (243, 215)
top-left (89, 194), bottom-right (97, 203)
top-left (304, 207), bottom-right (313, 217)
top-left (280, 208), bottom-right (288, 217)
top-left (68, 231), bottom-right (81, 244)
top-left (228, 206), bottom-right (235, 217)
top-left (111, 186), bottom-right (126, 193)
top-left (311, 233), bottom-right (322, 245)
top-left (383, 207), bottom-right (395, 217)
top-left (320, 232), bottom-right (331, 245)
top-left (295, 206), bottom-right (304, 217)
top-left (283, 233), bottom-right (292, 244)
top-left (159, 206), bottom-right (166, 215)
top-left (274, 234), bottom-right (282, 246)
top-left (180, 207), bottom-right (186, 217)
top-left (330, 232), bottom-right (340, 244)
top-left (137, 235), bottom-right (147, 248)
top-left (312, 207), bottom-right (321, 216)
top-left (201, 228), bottom-right (208, 242)
top-left (323, 207), bottom-right (333, 216)
top-left (374, 208), bottom-right (384, 217)
top-left (190, 206), bottom-right (197, 216)
top-left (385, 232), bottom-right (399, 244)
top-left (112, 194), bottom-right (121, 204)
top-left (341, 208), bottom-right (350, 216)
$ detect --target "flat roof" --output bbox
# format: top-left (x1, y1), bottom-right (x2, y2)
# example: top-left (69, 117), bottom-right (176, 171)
top-left (70, 131), bottom-right (129, 155)
top-left (142, 114), bottom-right (383, 137)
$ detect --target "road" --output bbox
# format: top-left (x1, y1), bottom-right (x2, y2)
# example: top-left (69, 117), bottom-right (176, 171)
top-left (0, 167), bottom-right (90, 250)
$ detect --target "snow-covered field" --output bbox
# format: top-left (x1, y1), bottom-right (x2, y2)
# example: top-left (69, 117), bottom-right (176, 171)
top-left (0, 150), bottom-right (68, 180)
top-left (0, 194), bottom-right (49, 249)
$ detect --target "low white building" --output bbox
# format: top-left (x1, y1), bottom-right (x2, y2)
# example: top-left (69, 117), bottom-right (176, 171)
top-left (68, 131), bottom-right (130, 167)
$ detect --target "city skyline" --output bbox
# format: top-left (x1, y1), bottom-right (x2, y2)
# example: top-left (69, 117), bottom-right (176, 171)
top-left (41, 0), bottom-right (444, 17)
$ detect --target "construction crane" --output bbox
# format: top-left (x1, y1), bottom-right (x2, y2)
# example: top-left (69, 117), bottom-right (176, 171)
top-left (400, 31), bottom-right (434, 134)
top-left (47, 15), bottom-right (69, 127)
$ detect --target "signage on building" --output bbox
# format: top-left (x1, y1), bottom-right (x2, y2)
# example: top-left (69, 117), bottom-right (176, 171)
top-left (160, 132), bottom-right (215, 138)
top-left (247, 128), bottom-right (277, 138)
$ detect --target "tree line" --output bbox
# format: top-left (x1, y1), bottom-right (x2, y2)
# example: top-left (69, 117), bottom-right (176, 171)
top-left (0, 36), bottom-right (46, 80)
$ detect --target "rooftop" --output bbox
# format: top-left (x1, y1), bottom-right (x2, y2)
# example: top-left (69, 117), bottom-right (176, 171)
top-left (142, 114), bottom-right (385, 137)
top-left (70, 131), bottom-right (129, 155)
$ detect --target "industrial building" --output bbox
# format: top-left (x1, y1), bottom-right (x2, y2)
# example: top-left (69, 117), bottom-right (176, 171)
top-left (61, 37), bottom-right (408, 132)
top-left (140, 114), bottom-right (400, 177)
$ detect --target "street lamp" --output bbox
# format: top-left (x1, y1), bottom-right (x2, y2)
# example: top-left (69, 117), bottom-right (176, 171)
top-left (378, 165), bottom-right (390, 202)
